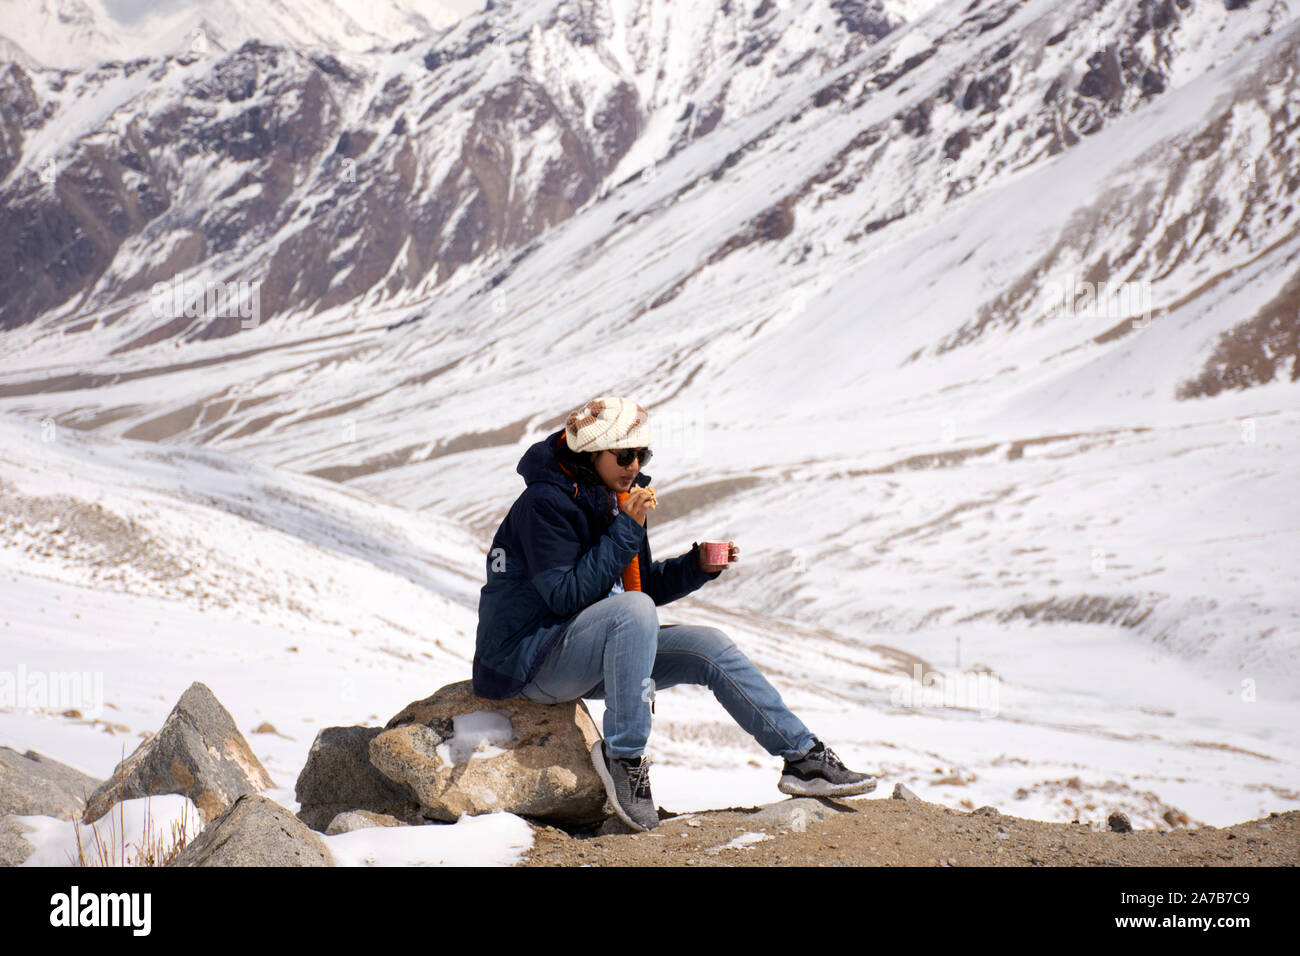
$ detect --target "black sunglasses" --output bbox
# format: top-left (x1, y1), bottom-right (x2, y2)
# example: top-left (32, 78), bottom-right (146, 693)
top-left (610, 447), bottom-right (652, 467)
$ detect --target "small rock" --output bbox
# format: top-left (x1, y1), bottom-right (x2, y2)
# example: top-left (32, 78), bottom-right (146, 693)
top-left (598, 815), bottom-right (639, 836)
top-left (1108, 811), bottom-right (1132, 833)
top-left (252, 721), bottom-right (278, 734)
top-left (750, 797), bottom-right (847, 830)
top-left (973, 805), bottom-right (999, 817)
top-left (891, 783), bottom-right (920, 801)
top-left (324, 809), bottom-right (409, 835)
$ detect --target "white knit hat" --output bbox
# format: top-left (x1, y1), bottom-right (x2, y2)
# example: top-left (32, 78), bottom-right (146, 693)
top-left (564, 396), bottom-right (651, 452)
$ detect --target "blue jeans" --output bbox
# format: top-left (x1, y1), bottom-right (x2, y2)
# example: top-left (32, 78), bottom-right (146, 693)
top-left (518, 591), bottom-right (817, 761)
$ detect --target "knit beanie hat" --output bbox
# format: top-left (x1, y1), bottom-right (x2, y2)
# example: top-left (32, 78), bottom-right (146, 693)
top-left (564, 396), bottom-right (651, 452)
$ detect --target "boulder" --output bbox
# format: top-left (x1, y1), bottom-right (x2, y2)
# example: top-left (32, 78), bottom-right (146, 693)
top-left (82, 682), bottom-right (273, 825)
top-left (0, 746), bottom-right (101, 820)
top-left (168, 793), bottom-right (333, 866)
top-left (324, 810), bottom-right (409, 835)
top-left (0, 815), bottom-right (37, 867)
top-left (294, 725), bottom-right (422, 832)
top-left (369, 680), bottom-right (605, 826)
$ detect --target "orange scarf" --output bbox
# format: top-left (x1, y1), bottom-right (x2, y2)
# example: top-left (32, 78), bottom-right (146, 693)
top-left (615, 491), bottom-right (641, 591)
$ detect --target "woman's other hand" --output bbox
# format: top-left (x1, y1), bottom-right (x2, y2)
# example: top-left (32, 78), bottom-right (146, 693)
top-left (699, 541), bottom-right (738, 573)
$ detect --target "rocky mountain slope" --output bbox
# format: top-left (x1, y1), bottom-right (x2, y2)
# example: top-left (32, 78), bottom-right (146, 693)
top-left (0, 0), bottom-right (465, 70)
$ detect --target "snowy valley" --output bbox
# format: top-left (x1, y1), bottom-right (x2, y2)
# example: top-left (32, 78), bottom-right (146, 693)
top-left (1, 0), bottom-right (1298, 860)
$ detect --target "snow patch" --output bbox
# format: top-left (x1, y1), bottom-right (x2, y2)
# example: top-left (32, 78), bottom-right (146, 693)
top-left (435, 709), bottom-right (516, 766)
top-left (321, 809), bottom-right (534, 866)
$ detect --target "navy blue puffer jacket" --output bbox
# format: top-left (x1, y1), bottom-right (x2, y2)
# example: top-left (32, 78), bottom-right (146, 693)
top-left (472, 429), bottom-right (720, 700)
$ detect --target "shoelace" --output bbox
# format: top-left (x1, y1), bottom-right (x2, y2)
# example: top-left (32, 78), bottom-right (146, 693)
top-left (819, 747), bottom-right (847, 771)
top-left (624, 757), bottom-right (653, 798)
top-left (800, 745), bottom-right (845, 771)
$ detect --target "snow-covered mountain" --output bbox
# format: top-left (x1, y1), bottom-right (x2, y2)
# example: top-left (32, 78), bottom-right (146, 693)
top-left (0, 0), bottom-right (470, 69)
top-left (0, 0), bottom-right (912, 332)
top-left (1, 0), bottom-right (1298, 831)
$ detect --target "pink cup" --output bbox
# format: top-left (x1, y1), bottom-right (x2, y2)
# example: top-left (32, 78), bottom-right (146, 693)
top-left (701, 541), bottom-right (731, 565)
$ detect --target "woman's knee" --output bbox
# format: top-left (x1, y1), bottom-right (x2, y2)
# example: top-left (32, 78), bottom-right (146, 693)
top-left (605, 591), bottom-right (659, 639)
top-left (694, 626), bottom-right (737, 660)
top-left (607, 590), bottom-right (657, 620)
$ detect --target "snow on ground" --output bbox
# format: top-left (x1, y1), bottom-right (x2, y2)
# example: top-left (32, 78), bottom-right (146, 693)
top-left (16, 794), bottom-right (201, 867)
top-left (12, 790), bottom-right (533, 866)
top-left (320, 810), bottom-right (533, 866)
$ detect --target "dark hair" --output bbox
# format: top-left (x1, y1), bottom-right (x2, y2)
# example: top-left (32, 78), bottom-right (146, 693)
top-left (553, 435), bottom-right (601, 484)
top-left (553, 437), bottom-right (618, 516)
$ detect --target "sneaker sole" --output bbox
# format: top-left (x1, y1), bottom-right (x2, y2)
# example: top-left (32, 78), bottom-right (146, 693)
top-left (589, 741), bottom-right (655, 832)
top-left (778, 774), bottom-right (878, 798)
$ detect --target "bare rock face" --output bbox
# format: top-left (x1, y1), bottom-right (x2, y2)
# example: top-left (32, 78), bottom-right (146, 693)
top-left (168, 793), bottom-right (333, 867)
top-left (370, 680), bottom-right (606, 826)
top-left (0, 746), bottom-right (102, 820)
top-left (82, 681), bottom-right (273, 825)
top-left (294, 725), bottom-right (422, 832)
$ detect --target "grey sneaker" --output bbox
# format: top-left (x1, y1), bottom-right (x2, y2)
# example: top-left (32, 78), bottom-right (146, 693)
top-left (590, 740), bottom-right (659, 832)
top-left (778, 740), bottom-right (878, 797)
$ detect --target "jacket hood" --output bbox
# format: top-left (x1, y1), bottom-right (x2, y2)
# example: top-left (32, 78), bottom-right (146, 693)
top-left (517, 429), bottom-right (652, 512)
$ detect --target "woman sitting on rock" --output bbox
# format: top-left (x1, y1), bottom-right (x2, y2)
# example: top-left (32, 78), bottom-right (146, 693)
top-left (473, 395), bottom-right (877, 832)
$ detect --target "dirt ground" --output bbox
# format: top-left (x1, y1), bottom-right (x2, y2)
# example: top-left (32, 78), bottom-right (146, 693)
top-left (518, 792), bottom-right (1300, 867)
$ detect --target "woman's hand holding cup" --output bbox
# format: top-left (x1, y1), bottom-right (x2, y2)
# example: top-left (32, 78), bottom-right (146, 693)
top-left (699, 540), bottom-right (737, 573)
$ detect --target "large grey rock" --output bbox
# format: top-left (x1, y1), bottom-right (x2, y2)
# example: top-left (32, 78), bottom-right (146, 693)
top-left (0, 747), bottom-right (101, 820)
top-left (294, 725), bottom-right (421, 832)
top-left (749, 797), bottom-right (852, 830)
top-left (370, 680), bottom-right (606, 826)
top-left (82, 682), bottom-right (273, 825)
top-left (168, 793), bottom-right (333, 867)
top-left (0, 815), bottom-right (37, 866)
